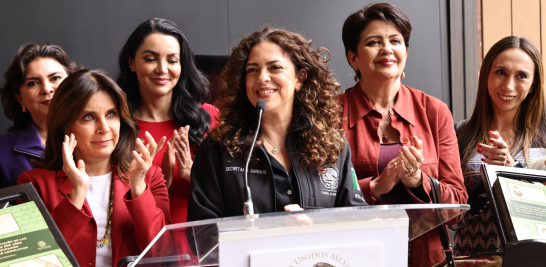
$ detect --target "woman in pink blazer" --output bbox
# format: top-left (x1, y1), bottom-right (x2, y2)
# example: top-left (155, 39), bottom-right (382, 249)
top-left (18, 69), bottom-right (170, 267)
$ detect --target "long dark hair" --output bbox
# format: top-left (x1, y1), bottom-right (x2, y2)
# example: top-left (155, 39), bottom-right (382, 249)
top-left (117, 18), bottom-right (211, 149)
top-left (1, 43), bottom-right (77, 132)
top-left (457, 36), bottom-right (546, 164)
top-left (37, 69), bottom-right (137, 181)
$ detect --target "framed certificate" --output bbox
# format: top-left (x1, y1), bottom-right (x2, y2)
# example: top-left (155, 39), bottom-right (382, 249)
top-left (0, 183), bottom-right (79, 267)
top-left (480, 165), bottom-right (546, 266)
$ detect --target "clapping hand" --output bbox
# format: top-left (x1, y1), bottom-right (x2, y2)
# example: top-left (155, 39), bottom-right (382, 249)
top-left (398, 136), bottom-right (424, 187)
top-left (161, 126), bottom-right (192, 187)
top-left (62, 134), bottom-right (90, 209)
top-left (477, 131), bottom-right (515, 166)
top-left (174, 125), bottom-right (192, 182)
top-left (372, 157), bottom-right (402, 196)
top-left (161, 130), bottom-right (177, 188)
top-left (372, 136), bottom-right (424, 196)
top-left (129, 131), bottom-right (165, 199)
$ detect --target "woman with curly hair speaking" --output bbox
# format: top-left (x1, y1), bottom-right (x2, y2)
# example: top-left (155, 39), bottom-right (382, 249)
top-left (187, 26), bottom-right (366, 220)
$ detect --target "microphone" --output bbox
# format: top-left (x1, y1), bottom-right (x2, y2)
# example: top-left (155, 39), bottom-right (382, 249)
top-left (243, 100), bottom-right (266, 215)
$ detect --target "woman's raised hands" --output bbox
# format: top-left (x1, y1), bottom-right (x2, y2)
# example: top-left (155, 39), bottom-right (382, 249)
top-left (128, 131), bottom-right (165, 199)
top-left (478, 131), bottom-right (515, 166)
top-left (161, 126), bottom-right (192, 188)
top-left (62, 134), bottom-right (90, 209)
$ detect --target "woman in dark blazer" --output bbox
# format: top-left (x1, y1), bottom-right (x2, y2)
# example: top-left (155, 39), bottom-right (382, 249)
top-left (18, 69), bottom-right (170, 267)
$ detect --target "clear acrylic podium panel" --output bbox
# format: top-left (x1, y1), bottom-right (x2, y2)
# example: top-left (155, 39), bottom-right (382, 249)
top-left (132, 204), bottom-right (469, 267)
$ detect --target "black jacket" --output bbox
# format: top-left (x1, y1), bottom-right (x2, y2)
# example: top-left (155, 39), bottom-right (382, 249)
top-left (187, 120), bottom-right (367, 221)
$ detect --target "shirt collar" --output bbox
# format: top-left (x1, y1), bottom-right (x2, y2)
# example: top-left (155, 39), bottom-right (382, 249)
top-left (13, 121), bottom-right (44, 157)
top-left (347, 82), bottom-right (415, 127)
top-left (392, 84), bottom-right (416, 126)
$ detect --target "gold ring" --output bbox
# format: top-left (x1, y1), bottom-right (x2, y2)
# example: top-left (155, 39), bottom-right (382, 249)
top-left (394, 161), bottom-right (398, 167)
top-left (406, 167), bottom-right (414, 173)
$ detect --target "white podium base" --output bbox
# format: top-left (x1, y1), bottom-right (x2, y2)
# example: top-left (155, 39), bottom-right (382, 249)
top-left (218, 210), bottom-right (408, 267)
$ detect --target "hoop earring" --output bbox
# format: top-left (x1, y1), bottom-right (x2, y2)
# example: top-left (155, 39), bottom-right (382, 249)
top-left (401, 72), bottom-right (405, 80)
top-left (22, 105), bottom-right (26, 113)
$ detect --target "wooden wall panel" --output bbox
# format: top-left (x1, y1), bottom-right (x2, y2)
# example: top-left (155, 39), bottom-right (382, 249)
top-left (482, 0), bottom-right (512, 56)
top-left (513, 0), bottom-right (541, 50)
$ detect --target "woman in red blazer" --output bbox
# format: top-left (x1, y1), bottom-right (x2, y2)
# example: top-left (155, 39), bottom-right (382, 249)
top-left (18, 69), bottom-right (170, 267)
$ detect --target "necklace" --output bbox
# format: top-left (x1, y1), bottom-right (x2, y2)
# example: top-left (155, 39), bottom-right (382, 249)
top-left (97, 175), bottom-right (114, 248)
top-left (379, 125), bottom-right (388, 143)
top-left (262, 135), bottom-right (285, 154)
top-left (498, 128), bottom-right (516, 146)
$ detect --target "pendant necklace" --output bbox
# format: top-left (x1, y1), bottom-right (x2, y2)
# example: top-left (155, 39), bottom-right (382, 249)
top-left (379, 125), bottom-right (388, 143)
top-left (498, 128), bottom-right (516, 146)
top-left (97, 175), bottom-right (114, 248)
top-left (263, 135), bottom-right (285, 154)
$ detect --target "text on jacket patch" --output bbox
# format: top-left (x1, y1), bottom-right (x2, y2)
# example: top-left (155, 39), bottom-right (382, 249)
top-left (225, 167), bottom-right (267, 174)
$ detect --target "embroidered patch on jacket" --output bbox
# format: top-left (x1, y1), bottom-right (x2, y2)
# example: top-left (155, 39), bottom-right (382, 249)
top-left (320, 166), bottom-right (339, 191)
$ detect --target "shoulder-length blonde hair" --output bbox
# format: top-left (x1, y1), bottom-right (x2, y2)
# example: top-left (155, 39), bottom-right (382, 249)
top-left (211, 26), bottom-right (345, 172)
top-left (458, 36), bottom-right (546, 164)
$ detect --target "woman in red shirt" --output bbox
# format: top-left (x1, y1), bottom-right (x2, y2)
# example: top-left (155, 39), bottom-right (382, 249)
top-left (18, 69), bottom-right (170, 267)
top-left (339, 3), bottom-right (467, 267)
top-left (117, 18), bottom-right (219, 225)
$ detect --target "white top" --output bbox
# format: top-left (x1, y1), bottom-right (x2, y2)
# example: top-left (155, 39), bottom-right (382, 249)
top-left (87, 172), bottom-right (113, 266)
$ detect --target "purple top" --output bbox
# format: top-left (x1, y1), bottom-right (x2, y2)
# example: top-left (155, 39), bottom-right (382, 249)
top-left (377, 142), bottom-right (403, 174)
top-left (0, 121), bottom-right (44, 188)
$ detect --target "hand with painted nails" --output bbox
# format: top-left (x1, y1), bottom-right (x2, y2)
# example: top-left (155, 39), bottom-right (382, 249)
top-left (128, 131), bottom-right (166, 199)
top-left (174, 125), bottom-right (193, 182)
top-left (477, 131), bottom-right (515, 166)
top-left (62, 133), bottom-right (90, 209)
top-left (398, 136), bottom-right (424, 188)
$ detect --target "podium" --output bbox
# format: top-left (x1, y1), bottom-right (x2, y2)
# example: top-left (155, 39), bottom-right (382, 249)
top-left (480, 165), bottom-right (546, 266)
top-left (124, 204), bottom-right (468, 267)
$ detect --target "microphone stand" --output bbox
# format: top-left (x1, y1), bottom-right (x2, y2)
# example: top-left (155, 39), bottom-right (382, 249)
top-left (243, 100), bottom-right (265, 216)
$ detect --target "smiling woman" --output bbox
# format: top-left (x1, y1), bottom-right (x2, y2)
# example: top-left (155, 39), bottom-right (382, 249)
top-left (0, 43), bottom-right (77, 189)
top-left (117, 18), bottom-right (219, 227)
top-left (338, 3), bottom-right (467, 267)
top-left (18, 69), bottom-right (170, 267)
top-left (452, 36), bottom-right (546, 257)
top-left (187, 26), bottom-right (366, 224)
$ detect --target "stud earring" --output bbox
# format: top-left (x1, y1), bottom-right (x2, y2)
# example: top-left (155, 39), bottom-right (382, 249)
top-left (22, 105), bottom-right (26, 112)
top-left (131, 69), bottom-right (135, 72)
